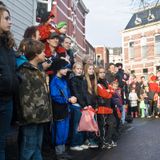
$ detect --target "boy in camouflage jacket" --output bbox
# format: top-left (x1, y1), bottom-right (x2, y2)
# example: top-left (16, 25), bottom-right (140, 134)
top-left (18, 39), bottom-right (52, 160)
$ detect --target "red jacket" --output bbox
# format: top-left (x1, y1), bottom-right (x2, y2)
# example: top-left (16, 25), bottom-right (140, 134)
top-left (149, 82), bottom-right (160, 93)
top-left (97, 83), bottom-right (113, 114)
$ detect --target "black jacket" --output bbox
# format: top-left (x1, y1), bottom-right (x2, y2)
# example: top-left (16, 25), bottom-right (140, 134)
top-left (0, 46), bottom-right (18, 98)
top-left (69, 74), bottom-right (88, 108)
top-left (84, 76), bottom-right (98, 108)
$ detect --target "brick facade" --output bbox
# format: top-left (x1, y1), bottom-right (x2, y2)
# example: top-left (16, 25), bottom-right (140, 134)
top-left (122, 24), bottom-right (160, 77)
top-left (52, 0), bottom-right (89, 58)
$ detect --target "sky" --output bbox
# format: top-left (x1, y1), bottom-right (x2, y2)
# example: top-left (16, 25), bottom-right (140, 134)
top-left (83, 0), bottom-right (134, 47)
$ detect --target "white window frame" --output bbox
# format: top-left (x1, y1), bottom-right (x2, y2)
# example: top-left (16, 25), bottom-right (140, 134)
top-left (141, 37), bottom-right (147, 59)
top-left (154, 34), bottom-right (160, 56)
top-left (128, 41), bottom-right (135, 59)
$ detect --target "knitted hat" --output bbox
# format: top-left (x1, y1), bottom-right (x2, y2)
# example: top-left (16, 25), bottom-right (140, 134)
top-left (52, 58), bottom-right (70, 71)
top-left (57, 21), bottom-right (67, 29)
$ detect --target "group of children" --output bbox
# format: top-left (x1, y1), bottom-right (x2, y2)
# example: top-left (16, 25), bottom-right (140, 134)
top-left (128, 75), bottom-right (160, 119)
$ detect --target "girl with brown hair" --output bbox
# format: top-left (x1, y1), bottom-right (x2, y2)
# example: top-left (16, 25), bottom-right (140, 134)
top-left (0, 7), bottom-right (18, 160)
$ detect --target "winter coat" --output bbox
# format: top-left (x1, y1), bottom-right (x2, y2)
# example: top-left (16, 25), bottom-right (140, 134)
top-left (18, 62), bottom-right (52, 125)
top-left (69, 74), bottom-right (88, 108)
top-left (97, 79), bottom-right (113, 114)
top-left (84, 77), bottom-right (98, 108)
top-left (115, 69), bottom-right (124, 88)
top-left (50, 75), bottom-right (71, 120)
top-left (16, 54), bottom-right (28, 68)
top-left (111, 89), bottom-right (123, 110)
top-left (0, 46), bottom-right (18, 98)
top-left (129, 92), bottom-right (138, 107)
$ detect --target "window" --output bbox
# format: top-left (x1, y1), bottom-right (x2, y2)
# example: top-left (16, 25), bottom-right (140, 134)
top-left (141, 37), bottom-right (147, 58)
top-left (131, 70), bottom-right (135, 74)
top-left (36, 0), bottom-right (52, 23)
top-left (129, 41), bottom-right (135, 59)
top-left (155, 35), bottom-right (160, 55)
top-left (156, 66), bottom-right (160, 71)
top-left (143, 68), bottom-right (148, 74)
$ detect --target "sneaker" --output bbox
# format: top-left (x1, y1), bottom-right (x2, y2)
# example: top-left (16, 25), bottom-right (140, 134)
top-left (80, 144), bottom-right (89, 149)
top-left (89, 143), bottom-right (99, 148)
top-left (155, 115), bottom-right (159, 119)
top-left (99, 144), bottom-right (106, 149)
top-left (105, 143), bottom-right (112, 149)
top-left (70, 146), bottom-right (83, 151)
top-left (111, 141), bottom-right (117, 147)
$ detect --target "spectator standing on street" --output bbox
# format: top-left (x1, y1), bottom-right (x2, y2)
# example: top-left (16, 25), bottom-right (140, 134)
top-left (97, 67), bottom-right (117, 149)
top-left (84, 64), bottom-right (98, 148)
top-left (50, 58), bottom-right (77, 160)
top-left (69, 62), bottom-right (89, 151)
top-left (129, 88), bottom-right (139, 118)
top-left (105, 63), bottom-right (116, 84)
top-left (0, 7), bottom-right (19, 160)
top-left (17, 39), bottom-right (52, 160)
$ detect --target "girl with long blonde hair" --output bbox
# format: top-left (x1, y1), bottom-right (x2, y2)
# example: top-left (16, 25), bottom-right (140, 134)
top-left (83, 64), bottom-right (98, 148)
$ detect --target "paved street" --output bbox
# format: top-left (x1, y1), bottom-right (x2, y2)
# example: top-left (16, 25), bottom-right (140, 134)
top-left (7, 118), bottom-right (160, 160)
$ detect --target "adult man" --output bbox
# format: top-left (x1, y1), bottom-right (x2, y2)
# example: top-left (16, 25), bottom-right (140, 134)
top-left (106, 63), bottom-right (116, 84)
top-left (62, 37), bottom-right (75, 67)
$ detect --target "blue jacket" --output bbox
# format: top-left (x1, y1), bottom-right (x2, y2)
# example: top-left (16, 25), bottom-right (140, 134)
top-left (50, 75), bottom-right (71, 120)
top-left (16, 55), bottom-right (28, 68)
top-left (50, 75), bottom-right (71, 104)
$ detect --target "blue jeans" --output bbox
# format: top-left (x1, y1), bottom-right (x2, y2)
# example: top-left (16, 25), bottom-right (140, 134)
top-left (0, 99), bottom-right (13, 160)
top-left (69, 104), bottom-right (84, 147)
top-left (19, 124), bottom-right (44, 160)
top-left (121, 105), bottom-right (126, 124)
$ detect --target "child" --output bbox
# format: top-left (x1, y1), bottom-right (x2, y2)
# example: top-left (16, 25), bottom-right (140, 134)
top-left (139, 93), bottom-right (147, 118)
top-left (50, 58), bottom-right (77, 160)
top-left (84, 64), bottom-right (98, 148)
top-left (140, 86), bottom-right (150, 118)
top-left (148, 75), bottom-right (159, 118)
top-left (129, 88), bottom-right (139, 118)
top-left (111, 81), bottom-right (123, 141)
top-left (97, 67), bottom-right (117, 149)
top-left (18, 39), bottom-right (52, 160)
top-left (69, 62), bottom-right (89, 151)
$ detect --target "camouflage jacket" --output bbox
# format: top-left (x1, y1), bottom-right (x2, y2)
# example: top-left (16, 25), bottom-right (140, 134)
top-left (18, 62), bottom-right (52, 125)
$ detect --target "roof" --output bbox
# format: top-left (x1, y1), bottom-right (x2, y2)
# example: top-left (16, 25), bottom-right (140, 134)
top-left (78, 0), bottom-right (89, 14)
top-left (125, 5), bottom-right (160, 30)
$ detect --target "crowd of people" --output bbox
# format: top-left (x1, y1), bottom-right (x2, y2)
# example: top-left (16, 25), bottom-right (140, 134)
top-left (0, 2), bottom-right (160, 160)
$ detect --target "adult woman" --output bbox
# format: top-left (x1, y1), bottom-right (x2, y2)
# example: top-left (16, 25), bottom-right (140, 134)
top-left (0, 7), bottom-right (18, 160)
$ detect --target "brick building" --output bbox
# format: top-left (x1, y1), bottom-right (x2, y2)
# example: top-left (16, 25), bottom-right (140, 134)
top-left (122, 5), bottom-right (160, 77)
top-left (108, 47), bottom-right (122, 64)
top-left (95, 46), bottom-right (109, 68)
top-left (51, 0), bottom-right (89, 59)
top-left (85, 40), bottom-right (96, 63)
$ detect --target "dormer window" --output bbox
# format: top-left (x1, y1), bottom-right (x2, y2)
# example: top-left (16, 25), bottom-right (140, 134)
top-left (147, 10), bottom-right (155, 21)
top-left (134, 14), bottom-right (142, 25)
